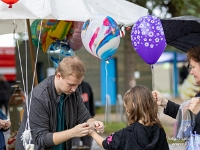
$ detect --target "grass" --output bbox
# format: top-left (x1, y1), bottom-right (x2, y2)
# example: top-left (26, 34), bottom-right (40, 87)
top-left (163, 124), bottom-right (185, 144)
top-left (104, 122), bottom-right (126, 135)
top-left (95, 106), bottom-right (117, 114)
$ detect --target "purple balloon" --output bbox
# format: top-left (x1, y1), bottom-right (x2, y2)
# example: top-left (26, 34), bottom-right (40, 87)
top-left (131, 15), bottom-right (166, 65)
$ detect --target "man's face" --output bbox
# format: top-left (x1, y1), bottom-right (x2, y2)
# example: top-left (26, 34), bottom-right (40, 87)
top-left (189, 59), bottom-right (200, 85)
top-left (55, 73), bottom-right (83, 95)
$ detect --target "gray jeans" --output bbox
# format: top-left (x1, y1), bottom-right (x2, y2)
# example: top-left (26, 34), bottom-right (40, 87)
top-left (72, 136), bottom-right (93, 149)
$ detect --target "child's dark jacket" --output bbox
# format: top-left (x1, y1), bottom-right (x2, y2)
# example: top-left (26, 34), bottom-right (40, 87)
top-left (102, 122), bottom-right (169, 150)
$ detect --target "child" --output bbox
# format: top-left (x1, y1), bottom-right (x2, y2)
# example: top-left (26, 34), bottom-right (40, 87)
top-left (89, 85), bottom-right (169, 150)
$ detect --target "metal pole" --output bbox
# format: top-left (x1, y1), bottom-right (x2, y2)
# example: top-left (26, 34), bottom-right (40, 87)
top-left (26, 19), bottom-right (38, 86)
top-left (173, 52), bottom-right (178, 97)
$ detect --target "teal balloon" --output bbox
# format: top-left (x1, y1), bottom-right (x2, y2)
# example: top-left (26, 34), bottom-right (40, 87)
top-left (47, 42), bottom-right (75, 68)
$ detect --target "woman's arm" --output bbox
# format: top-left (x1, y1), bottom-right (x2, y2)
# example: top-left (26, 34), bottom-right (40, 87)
top-left (153, 90), bottom-right (180, 118)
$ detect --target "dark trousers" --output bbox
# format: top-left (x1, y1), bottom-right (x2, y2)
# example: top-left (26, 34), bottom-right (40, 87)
top-left (72, 136), bottom-right (93, 149)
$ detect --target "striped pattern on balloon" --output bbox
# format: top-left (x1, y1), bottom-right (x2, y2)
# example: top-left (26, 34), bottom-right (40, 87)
top-left (81, 15), bottom-right (120, 61)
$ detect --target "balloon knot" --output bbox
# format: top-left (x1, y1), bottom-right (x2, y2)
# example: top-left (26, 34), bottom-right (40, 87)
top-left (126, 27), bottom-right (131, 30)
top-left (120, 26), bottom-right (125, 37)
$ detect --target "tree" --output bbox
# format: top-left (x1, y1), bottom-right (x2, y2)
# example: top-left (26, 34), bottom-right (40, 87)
top-left (132, 0), bottom-right (200, 17)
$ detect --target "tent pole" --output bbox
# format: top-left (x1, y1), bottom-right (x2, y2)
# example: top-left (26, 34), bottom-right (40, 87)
top-left (26, 19), bottom-right (38, 86)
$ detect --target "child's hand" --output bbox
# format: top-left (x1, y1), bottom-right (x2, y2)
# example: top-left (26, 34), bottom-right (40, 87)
top-left (88, 128), bottom-right (96, 136)
top-left (93, 121), bottom-right (105, 133)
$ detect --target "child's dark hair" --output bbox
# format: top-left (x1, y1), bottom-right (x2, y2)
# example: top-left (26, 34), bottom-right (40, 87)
top-left (123, 85), bottom-right (162, 127)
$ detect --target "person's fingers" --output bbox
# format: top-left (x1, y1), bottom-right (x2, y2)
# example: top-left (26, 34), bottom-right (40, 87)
top-left (94, 121), bottom-right (100, 128)
top-left (1, 122), bottom-right (5, 126)
top-left (95, 125), bottom-right (105, 133)
top-left (0, 123), bottom-right (6, 129)
top-left (81, 122), bottom-right (89, 127)
top-left (76, 127), bottom-right (91, 137)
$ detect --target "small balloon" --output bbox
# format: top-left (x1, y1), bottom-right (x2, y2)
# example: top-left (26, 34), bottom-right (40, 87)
top-left (47, 41), bottom-right (75, 68)
top-left (31, 19), bottom-right (47, 50)
top-left (67, 21), bottom-right (84, 51)
top-left (42, 20), bottom-right (72, 53)
top-left (81, 15), bottom-right (120, 61)
top-left (2, 0), bottom-right (18, 8)
top-left (31, 19), bottom-right (72, 53)
top-left (131, 15), bottom-right (166, 65)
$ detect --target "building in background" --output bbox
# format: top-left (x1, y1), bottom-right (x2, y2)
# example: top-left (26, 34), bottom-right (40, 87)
top-left (0, 47), bottom-right (16, 81)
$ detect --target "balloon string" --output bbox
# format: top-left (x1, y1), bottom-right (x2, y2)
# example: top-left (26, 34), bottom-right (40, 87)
top-left (15, 26), bottom-right (26, 96)
top-left (151, 65), bottom-right (154, 91)
top-left (58, 41), bottom-right (61, 62)
top-left (104, 61), bottom-right (108, 128)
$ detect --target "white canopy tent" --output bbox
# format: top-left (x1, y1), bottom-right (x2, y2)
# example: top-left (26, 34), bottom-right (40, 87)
top-left (0, 0), bottom-right (148, 34)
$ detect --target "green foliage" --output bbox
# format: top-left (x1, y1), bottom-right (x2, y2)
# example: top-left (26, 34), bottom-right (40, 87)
top-left (159, 0), bottom-right (200, 17)
top-left (163, 124), bottom-right (185, 144)
top-left (95, 106), bottom-right (105, 114)
top-left (95, 106), bottom-right (120, 114)
top-left (130, 0), bottom-right (200, 18)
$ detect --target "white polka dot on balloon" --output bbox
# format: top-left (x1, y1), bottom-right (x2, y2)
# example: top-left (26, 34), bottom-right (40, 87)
top-left (131, 15), bottom-right (167, 65)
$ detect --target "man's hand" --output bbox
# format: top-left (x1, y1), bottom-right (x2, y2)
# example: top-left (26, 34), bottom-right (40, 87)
top-left (53, 122), bottom-right (92, 145)
top-left (72, 123), bottom-right (92, 137)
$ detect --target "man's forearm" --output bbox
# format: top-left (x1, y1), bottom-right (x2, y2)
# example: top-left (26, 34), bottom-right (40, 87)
top-left (53, 129), bottom-right (74, 145)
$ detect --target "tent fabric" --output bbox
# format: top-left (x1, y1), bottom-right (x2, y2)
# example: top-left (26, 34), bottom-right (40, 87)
top-left (161, 16), bottom-right (200, 52)
top-left (0, 0), bottom-right (148, 24)
top-left (156, 52), bottom-right (187, 63)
